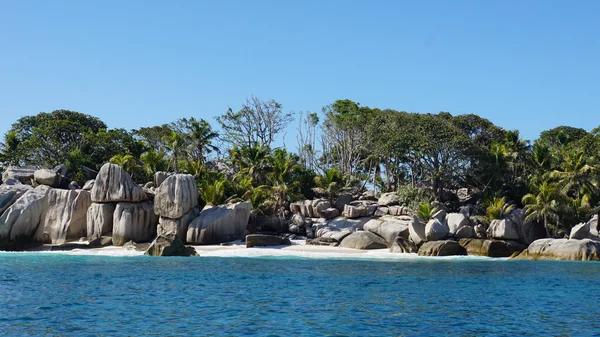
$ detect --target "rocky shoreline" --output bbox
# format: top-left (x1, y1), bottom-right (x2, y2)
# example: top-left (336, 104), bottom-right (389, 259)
top-left (1, 164), bottom-right (600, 261)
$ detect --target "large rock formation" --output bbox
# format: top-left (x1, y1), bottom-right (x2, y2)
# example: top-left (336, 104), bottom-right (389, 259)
top-left (0, 183), bottom-right (32, 215)
top-left (445, 213), bottom-right (469, 235)
top-left (409, 216), bottom-right (426, 246)
top-left (487, 218), bottom-right (522, 242)
top-left (425, 218), bottom-right (449, 241)
top-left (458, 238), bottom-right (527, 257)
top-left (186, 201), bottom-right (251, 244)
top-left (86, 203), bottom-right (117, 239)
top-left (569, 215), bottom-right (599, 241)
top-left (339, 231), bottom-right (388, 250)
top-left (363, 217), bottom-right (410, 245)
top-left (377, 192), bottom-right (400, 206)
top-left (246, 234), bottom-right (291, 248)
top-left (342, 204), bottom-right (369, 218)
top-left (153, 174), bottom-right (198, 219)
top-left (513, 239), bottom-right (600, 261)
top-left (0, 185), bottom-right (51, 250)
top-left (112, 201), bottom-right (158, 246)
top-left (418, 240), bottom-right (467, 257)
top-left (390, 236), bottom-right (418, 253)
top-left (34, 169), bottom-right (70, 188)
top-left (145, 233), bottom-right (197, 257)
top-left (2, 167), bottom-right (35, 185)
top-left (313, 216), bottom-right (371, 244)
top-left (90, 163), bottom-right (148, 203)
top-left (43, 189), bottom-right (91, 243)
top-left (157, 208), bottom-right (199, 238)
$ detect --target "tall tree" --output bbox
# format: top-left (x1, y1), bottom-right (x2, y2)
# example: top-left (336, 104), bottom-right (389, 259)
top-left (216, 96), bottom-right (292, 148)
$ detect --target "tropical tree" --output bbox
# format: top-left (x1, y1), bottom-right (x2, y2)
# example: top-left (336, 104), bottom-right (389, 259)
top-left (522, 181), bottom-right (563, 237)
top-left (140, 150), bottom-right (167, 176)
top-left (416, 203), bottom-right (434, 222)
top-left (109, 154), bottom-right (139, 178)
top-left (163, 131), bottom-right (184, 173)
top-left (550, 148), bottom-right (597, 200)
top-left (313, 167), bottom-right (345, 203)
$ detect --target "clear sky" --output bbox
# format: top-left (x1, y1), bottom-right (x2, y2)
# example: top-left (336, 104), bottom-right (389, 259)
top-left (1, 0), bottom-right (599, 149)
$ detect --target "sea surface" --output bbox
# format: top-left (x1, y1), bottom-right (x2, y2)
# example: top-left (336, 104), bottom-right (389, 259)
top-left (1, 252), bottom-right (599, 336)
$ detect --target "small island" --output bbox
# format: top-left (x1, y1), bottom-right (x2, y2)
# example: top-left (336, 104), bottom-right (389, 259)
top-left (1, 103), bottom-right (599, 261)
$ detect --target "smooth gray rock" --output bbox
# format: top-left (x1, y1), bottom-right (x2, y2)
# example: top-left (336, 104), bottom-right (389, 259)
top-left (374, 207), bottom-right (388, 217)
top-left (409, 216), bottom-right (426, 246)
top-left (89, 235), bottom-right (113, 248)
top-left (145, 233), bottom-right (198, 256)
top-left (246, 234), bottom-right (291, 248)
top-left (390, 236), bottom-right (418, 253)
top-left (34, 169), bottom-right (59, 187)
top-left (445, 213), bottom-right (469, 235)
top-left (425, 218), bottom-right (449, 241)
top-left (320, 207), bottom-right (339, 220)
top-left (513, 239), bottom-right (600, 261)
top-left (2, 167), bottom-right (35, 185)
top-left (377, 192), bottom-right (400, 206)
top-left (86, 203), bottom-right (116, 239)
top-left (0, 183), bottom-right (32, 215)
top-left (569, 222), bottom-right (590, 240)
top-left (43, 189), bottom-right (91, 244)
top-left (157, 207), bottom-right (199, 239)
top-left (487, 218), bottom-right (522, 241)
top-left (312, 199), bottom-right (332, 218)
top-left (388, 205), bottom-right (411, 216)
top-left (334, 193), bottom-right (353, 211)
top-left (339, 231), bottom-right (387, 249)
top-left (431, 209), bottom-right (447, 223)
top-left (91, 163), bottom-right (148, 203)
top-left (186, 201), bottom-right (251, 244)
top-left (418, 240), bottom-right (467, 256)
top-left (0, 185), bottom-right (51, 250)
top-left (454, 225), bottom-right (475, 239)
top-left (153, 174), bottom-right (198, 219)
top-left (112, 201), bottom-right (158, 246)
top-left (363, 218), bottom-right (410, 245)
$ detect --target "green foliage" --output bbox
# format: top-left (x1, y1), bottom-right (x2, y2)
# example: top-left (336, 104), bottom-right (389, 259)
top-left (397, 185), bottom-right (434, 211)
top-left (313, 167), bottom-right (345, 203)
top-left (416, 203), bottom-right (434, 222)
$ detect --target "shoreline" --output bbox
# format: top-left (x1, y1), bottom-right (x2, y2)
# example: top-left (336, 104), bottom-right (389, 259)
top-left (0, 241), bottom-right (506, 261)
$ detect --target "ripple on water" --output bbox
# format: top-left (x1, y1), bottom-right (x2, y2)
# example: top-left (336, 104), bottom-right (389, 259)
top-left (0, 255), bottom-right (600, 336)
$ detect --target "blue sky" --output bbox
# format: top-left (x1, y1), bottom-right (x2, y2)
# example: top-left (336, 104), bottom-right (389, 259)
top-left (1, 0), bottom-right (599, 149)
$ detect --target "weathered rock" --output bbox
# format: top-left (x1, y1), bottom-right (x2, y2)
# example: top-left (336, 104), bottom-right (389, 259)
top-left (454, 225), bottom-right (475, 239)
top-left (86, 203), bottom-right (116, 239)
top-left (390, 236), bottom-right (418, 253)
top-left (0, 185), bottom-right (51, 250)
top-left (34, 169), bottom-right (58, 187)
top-left (153, 174), bottom-right (198, 219)
top-left (409, 216), bottom-right (426, 246)
top-left (425, 218), bottom-right (449, 241)
top-left (154, 171), bottom-right (169, 188)
top-left (459, 238), bottom-right (527, 257)
top-left (320, 207), bottom-right (339, 220)
top-left (342, 204), bottom-right (370, 218)
top-left (43, 189), bottom-right (91, 244)
top-left (363, 218), bottom-right (410, 245)
top-left (90, 163), bottom-right (148, 203)
top-left (445, 213), bottom-right (469, 235)
top-left (474, 223), bottom-right (487, 239)
top-left (312, 199), bottom-right (332, 218)
top-left (186, 201), bottom-right (251, 244)
top-left (0, 183), bottom-right (32, 215)
top-left (246, 234), bottom-right (291, 248)
top-left (374, 207), bottom-right (388, 217)
top-left (291, 213), bottom-right (306, 227)
top-left (253, 215), bottom-right (287, 233)
top-left (112, 201), bottom-right (158, 246)
top-left (82, 180), bottom-right (95, 191)
top-left (334, 193), bottom-right (353, 211)
top-left (513, 239), bottom-right (600, 261)
top-left (388, 205), bottom-right (411, 216)
top-left (431, 209), bottom-right (447, 223)
top-left (157, 207), bottom-right (200, 239)
top-left (315, 216), bottom-right (370, 243)
top-left (377, 192), bottom-right (400, 206)
top-left (145, 233), bottom-right (198, 256)
top-left (418, 240), bottom-right (467, 256)
top-left (487, 218), bottom-right (522, 242)
top-left (2, 167), bottom-right (35, 185)
top-left (89, 235), bottom-right (113, 248)
top-left (569, 222), bottom-right (590, 240)
top-left (306, 237), bottom-right (339, 246)
top-left (359, 190), bottom-right (377, 201)
top-left (459, 204), bottom-right (484, 218)
top-left (339, 231), bottom-right (387, 250)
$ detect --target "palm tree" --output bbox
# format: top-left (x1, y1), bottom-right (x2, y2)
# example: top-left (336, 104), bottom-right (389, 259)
top-left (265, 149), bottom-right (301, 216)
top-left (163, 131), bottom-right (183, 173)
top-left (473, 197), bottom-right (515, 225)
top-left (140, 150), bottom-right (167, 175)
top-left (199, 179), bottom-right (228, 206)
top-left (416, 203), bottom-right (434, 222)
top-left (229, 143), bottom-right (271, 184)
top-left (550, 148), bottom-right (597, 200)
top-left (188, 119), bottom-right (219, 164)
top-left (522, 180), bottom-right (562, 237)
top-left (109, 154), bottom-right (137, 173)
top-left (312, 167), bottom-right (345, 203)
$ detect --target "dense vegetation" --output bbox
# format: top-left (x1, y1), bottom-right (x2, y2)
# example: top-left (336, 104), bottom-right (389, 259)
top-left (1, 99), bottom-right (599, 237)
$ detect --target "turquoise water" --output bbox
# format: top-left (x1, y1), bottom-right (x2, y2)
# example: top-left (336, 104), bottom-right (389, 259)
top-left (1, 254), bottom-right (599, 336)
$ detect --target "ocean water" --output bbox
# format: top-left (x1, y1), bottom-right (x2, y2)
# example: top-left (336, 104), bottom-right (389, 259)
top-left (1, 252), bottom-right (599, 336)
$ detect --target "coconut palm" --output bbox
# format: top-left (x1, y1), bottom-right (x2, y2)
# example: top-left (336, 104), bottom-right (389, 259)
top-left (312, 167), bottom-right (345, 203)
top-left (140, 150), bottom-right (167, 175)
top-left (188, 119), bottom-right (219, 164)
top-left (416, 203), bottom-right (434, 222)
top-left (522, 180), bottom-right (563, 237)
top-left (473, 197), bottom-right (515, 225)
top-left (163, 131), bottom-right (183, 173)
top-left (550, 148), bottom-right (597, 200)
